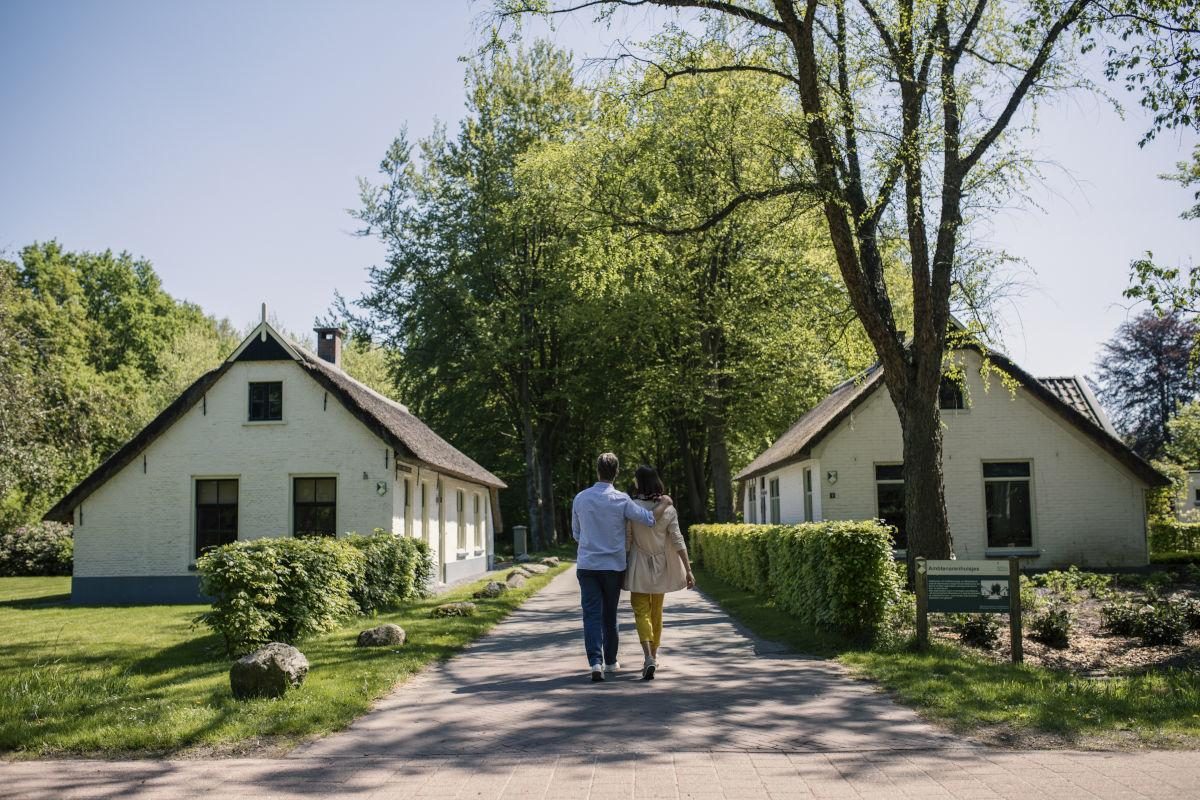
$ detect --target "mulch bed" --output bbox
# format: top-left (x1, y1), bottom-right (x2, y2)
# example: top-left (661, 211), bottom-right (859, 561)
top-left (931, 575), bottom-right (1200, 676)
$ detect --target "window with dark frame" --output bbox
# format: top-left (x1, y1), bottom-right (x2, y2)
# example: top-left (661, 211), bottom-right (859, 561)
top-left (759, 477), bottom-right (767, 524)
top-left (294, 476), bottom-right (336, 538)
top-left (938, 378), bottom-right (966, 410)
top-left (874, 464), bottom-right (907, 549)
top-left (769, 478), bottom-right (781, 523)
top-left (748, 483), bottom-right (757, 523)
top-left (983, 461), bottom-right (1033, 547)
top-left (196, 479), bottom-right (238, 557)
top-left (802, 468), bottom-right (814, 522)
top-left (248, 381), bottom-right (282, 421)
top-left (456, 489), bottom-right (466, 551)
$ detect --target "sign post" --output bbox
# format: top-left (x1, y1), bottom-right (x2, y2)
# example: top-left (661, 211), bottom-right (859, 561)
top-left (917, 558), bottom-right (1023, 664)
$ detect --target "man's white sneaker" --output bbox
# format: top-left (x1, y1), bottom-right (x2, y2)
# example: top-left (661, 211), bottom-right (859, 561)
top-left (590, 664), bottom-right (605, 682)
top-left (602, 662), bottom-right (620, 675)
top-left (642, 660), bottom-right (657, 680)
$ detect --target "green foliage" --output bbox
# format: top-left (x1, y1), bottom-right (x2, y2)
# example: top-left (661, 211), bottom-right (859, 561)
top-left (0, 522), bottom-right (73, 576)
top-left (0, 242), bottom-right (238, 530)
top-left (343, 530), bottom-right (433, 615)
top-left (1030, 566), bottom-right (1113, 598)
top-left (1101, 599), bottom-right (1142, 636)
top-left (1029, 605), bottom-right (1073, 649)
top-left (1136, 602), bottom-right (1190, 646)
top-left (1150, 521), bottom-right (1200, 553)
top-left (950, 614), bottom-right (1001, 650)
top-left (691, 522), bottom-right (901, 638)
top-left (196, 538), bottom-right (365, 655)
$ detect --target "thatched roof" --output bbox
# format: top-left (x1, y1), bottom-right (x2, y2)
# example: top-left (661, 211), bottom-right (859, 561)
top-left (44, 324), bottom-right (504, 523)
top-left (735, 350), bottom-right (1168, 488)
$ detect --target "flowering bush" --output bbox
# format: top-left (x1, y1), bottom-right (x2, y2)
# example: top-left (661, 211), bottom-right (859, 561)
top-left (0, 522), bottom-right (73, 576)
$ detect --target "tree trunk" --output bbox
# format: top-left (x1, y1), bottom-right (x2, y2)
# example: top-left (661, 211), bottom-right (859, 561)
top-left (536, 438), bottom-right (557, 545)
top-left (674, 419), bottom-right (705, 526)
top-left (898, 389), bottom-right (953, 579)
top-left (520, 415), bottom-right (543, 551)
top-left (705, 411), bottom-right (734, 523)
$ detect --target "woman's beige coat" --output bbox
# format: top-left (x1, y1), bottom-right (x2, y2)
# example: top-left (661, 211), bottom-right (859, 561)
top-left (623, 499), bottom-right (689, 594)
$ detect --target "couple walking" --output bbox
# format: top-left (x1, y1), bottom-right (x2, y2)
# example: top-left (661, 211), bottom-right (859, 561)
top-left (570, 452), bottom-right (695, 682)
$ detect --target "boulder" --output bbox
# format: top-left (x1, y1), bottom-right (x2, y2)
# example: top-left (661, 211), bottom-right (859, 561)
top-left (515, 553), bottom-right (533, 563)
top-left (506, 572), bottom-right (529, 589)
top-left (473, 581), bottom-right (508, 599)
top-left (510, 565), bottom-right (534, 577)
top-left (230, 642), bottom-right (308, 700)
top-left (432, 601), bottom-right (478, 618)
top-left (540, 557), bottom-right (561, 567)
top-left (356, 623), bottom-right (407, 648)
top-left (523, 563), bottom-right (550, 575)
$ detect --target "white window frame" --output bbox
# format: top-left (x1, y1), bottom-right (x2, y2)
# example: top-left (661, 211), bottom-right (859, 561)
top-left (982, 460), bottom-right (1037, 553)
top-left (769, 477), bottom-right (781, 524)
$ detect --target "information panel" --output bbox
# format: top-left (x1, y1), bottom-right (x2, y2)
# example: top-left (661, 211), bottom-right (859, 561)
top-left (921, 559), bottom-right (1011, 613)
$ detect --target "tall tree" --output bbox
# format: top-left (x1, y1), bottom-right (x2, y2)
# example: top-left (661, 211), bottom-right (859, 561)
top-left (0, 242), bottom-right (238, 529)
top-left (347, 43), bottom-right (593, 549)
top-left (1095, 312), bottom-right (1200, 457)
top-left (499, 0), bottom-right (1175, 562)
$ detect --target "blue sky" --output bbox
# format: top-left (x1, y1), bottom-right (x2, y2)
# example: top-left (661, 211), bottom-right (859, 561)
top-left (1, 1), bottom-right (1196, 378)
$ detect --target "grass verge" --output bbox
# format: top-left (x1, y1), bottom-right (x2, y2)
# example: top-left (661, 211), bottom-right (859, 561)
top-left (0, 561), bottom-right (570, 757)
top-left (695, 566), bottom-right (1200, 749)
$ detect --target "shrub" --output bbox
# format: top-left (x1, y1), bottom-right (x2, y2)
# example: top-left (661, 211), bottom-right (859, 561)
top-left (1151, 551), bottom-right (1200, 566)
top-left (1175, 596), bottom-right (1200, 631)
top-left (1136, 602), bottom-right (1189, 646)
top-left (1101, 600), bottom-right (1141, 635)
top-left (950, 614), bottom-right (1001, 649)
top-left (1149, 521), bottom-right (1200, 554)
top-left (1019, 575), bottom-right (1043, 612)
top-left (691, 521), bottom-right (901, 638)
top-left (344, 530), bottom-right (433, 614)
top-left (0, 522), bottom-right (73, 576)
top-left (1030, 605), bottom-right (1072, 649)
top-left (197, 537), bottom-right (365, 655)
top-left (1030, 566), bottom-right (1112, 599)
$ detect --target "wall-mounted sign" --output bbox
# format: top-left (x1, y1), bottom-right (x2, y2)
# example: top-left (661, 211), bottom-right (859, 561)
top-left (376, 481), bottom-right (388, 496)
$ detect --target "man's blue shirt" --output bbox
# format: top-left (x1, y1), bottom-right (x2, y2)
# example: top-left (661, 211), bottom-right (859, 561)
top-left (571, 482), bottom-right (656, 571)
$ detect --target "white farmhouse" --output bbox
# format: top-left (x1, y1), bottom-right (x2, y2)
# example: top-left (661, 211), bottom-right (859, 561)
top-left (44, 319), bottom-right (505, 603)
top-left (736, 347), bottom-right (1168, 568)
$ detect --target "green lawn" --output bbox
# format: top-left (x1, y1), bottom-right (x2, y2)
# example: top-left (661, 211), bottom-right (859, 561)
top-left (0, 562), bottom-right (570, 756)
top-left (695, 567), bottom-right (1200, 749)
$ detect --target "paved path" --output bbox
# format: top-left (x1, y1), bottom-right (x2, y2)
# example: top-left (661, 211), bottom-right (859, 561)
top-left (4, 567), bottom-right (1200, 799)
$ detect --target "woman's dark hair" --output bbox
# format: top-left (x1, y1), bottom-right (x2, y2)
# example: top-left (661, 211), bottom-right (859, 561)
top-left (633, 465), bottom-right (665, 499)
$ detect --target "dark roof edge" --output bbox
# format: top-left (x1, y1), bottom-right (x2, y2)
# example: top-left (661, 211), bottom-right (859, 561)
top-left (734, 368), bottom-right (886, 482)
top-left (734, 348), bottom-right (1168, 489)
top-left (43, 363), bottom-right (232, 522)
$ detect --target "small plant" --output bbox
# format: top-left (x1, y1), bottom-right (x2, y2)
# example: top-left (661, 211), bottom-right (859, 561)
top-left (950, 613), bottom-right (1001, 650)
top-left (1100, 600), bottom-right (1141, 636)
top-left (1136, 602), bottom-right (1189, 646)
top-left (1030, 605), bottom-right (1071, 649)
top-left (1178, 596), bottom-right (1200, 631)
top-left (432, 601), bottom-right (477, 618)
top-left (1019, 575), bottom-right (1043, 612)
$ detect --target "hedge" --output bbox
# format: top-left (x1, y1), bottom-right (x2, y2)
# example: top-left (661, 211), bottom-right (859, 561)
top-left (691, 521), bottom-right (902, 638)
top-left (1149, 520), bottom-right (1200, 553)
top-left (0, 522), bottom-right (73, 576)
top-left (196, 531), bottom-right (432, 655)
top-left (1150, 550), bottom-right (1200, 565)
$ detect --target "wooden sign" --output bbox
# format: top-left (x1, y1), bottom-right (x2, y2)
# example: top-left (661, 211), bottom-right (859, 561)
top-left (916, 557), bottom-right (1023, 663)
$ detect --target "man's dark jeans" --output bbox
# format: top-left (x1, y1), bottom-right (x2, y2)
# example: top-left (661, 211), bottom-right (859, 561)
top-left (577, 568), bottom-right (623, 667)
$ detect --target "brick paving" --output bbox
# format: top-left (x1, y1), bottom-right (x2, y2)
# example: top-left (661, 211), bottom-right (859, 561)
top-left (4, 566), bottom-right (1199, 799)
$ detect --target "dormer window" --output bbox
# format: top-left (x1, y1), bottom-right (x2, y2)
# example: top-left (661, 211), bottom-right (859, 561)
top-left (249, 381), bottom-right (282, 421)
top-left (938, 378), bottom-right (966, 410)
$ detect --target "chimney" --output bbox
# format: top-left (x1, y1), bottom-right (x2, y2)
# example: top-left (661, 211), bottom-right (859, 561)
top-left (314, 326), bottom-right (345, 368)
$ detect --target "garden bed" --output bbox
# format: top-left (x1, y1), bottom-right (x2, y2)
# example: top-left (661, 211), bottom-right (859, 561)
top-left (932, 567), bottom-right (1200, 676)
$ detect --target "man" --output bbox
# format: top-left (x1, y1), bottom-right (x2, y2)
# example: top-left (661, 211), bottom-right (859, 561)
top-left (571, 452), bottom-right (672, 682)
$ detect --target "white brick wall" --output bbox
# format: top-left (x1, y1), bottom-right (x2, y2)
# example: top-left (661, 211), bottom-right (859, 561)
top-left (747, 350), bottom-right (1149, 567)
top-left (73, 359), bottom-right (494, 579)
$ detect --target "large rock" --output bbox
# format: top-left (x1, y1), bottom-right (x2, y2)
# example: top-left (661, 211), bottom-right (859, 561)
top-left (540, 557), bottom-right (561, 567)
top-left (230, 642), bottom-right (308, 700)
top-left (506, 571), bottom-right (529, 589)
top-left (432, 601), bottom-right (478, 618)
top-left (523, 563), bottom-right (550, 575)
top-left (515, 553), bottom-right (533, 563)
top-left (356, 623), bottom-right (407, 648)
top-left (473, 581), bottom-right (508, 599)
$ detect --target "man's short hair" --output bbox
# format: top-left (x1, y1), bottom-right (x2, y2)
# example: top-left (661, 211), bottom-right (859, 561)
top-left (596, 452), bottom-right (620, 482)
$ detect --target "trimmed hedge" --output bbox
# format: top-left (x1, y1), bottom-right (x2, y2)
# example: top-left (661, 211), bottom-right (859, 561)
top-left (1150, 550), bottom-right (1200, 565)
top-left (0, 522), bottom-right (73, 576)
top-left (1149, 520), bottom-right (1200, 554)
top-left (691, 521), bottom-right (902, 638)
top-left (196, 531), bottom-right (432, 655)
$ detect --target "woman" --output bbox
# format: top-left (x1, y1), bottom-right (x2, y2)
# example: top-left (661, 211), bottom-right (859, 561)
top-left (624, 465), bottom-right (695, 680)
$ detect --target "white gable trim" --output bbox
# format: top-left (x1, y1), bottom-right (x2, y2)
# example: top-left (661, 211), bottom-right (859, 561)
top-left (225, 321), bottom-right (303, 364)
